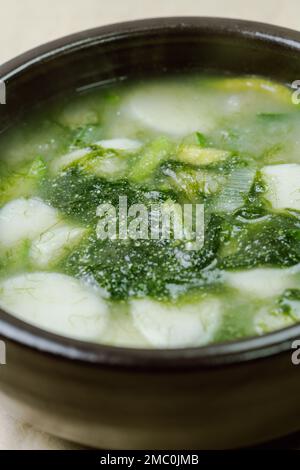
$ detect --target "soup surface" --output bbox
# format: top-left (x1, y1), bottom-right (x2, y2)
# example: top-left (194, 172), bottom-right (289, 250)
top-left (0, 75), bottom-right (300, 348)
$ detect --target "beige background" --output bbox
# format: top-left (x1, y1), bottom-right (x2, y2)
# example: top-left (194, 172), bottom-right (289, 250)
top-left (0, 0), bottom-right (299, 450)
top-left (1, 0), bottom-right (300, 64)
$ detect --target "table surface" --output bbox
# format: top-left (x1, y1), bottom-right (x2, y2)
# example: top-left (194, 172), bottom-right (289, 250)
top-left (0, 0), bottom-right (300, 450)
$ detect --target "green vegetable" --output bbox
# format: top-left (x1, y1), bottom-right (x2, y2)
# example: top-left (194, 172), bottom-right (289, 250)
top-left (196, 132), bottom-right (208, 147)
top-left (219, 213), bottom-right (300, 269)
top-left (162, 163), bottom-right (224, 200)
top-left (129, 137), bottom-right (174, 182)
top-left (211, 76), bottom-right (292, 104)
top-left (212, 167), bottom-right (256, 214)
top-left (0, 240), bottom-right (31, 276)
top-left (0, 157), bottom-right (46, 206)
top-left (277, 289), bottom-right (300, 320)
top-left (73, 147), bottom-right (128, 180)
top-left (42, 167), bottom-right (177, 224)
top-left (176, 144), bottom-right (231, 166)
top-left (63, 214), bottom-right (222, 300)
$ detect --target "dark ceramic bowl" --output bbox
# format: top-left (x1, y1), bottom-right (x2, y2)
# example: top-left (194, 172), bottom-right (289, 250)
top-left (1, 17), bottom-right (300, 450)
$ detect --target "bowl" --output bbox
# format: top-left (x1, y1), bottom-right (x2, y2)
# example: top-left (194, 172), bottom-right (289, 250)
top-left (1, 17), bottom-right (300, 449)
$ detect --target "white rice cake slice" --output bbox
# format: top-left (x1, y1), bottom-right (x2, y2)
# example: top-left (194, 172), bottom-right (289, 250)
top-left (102, 308), bottom-right (149, 348)
top-left (122, 83), bottom-right (215, 137)
top-left (51, 138), bottom-right (141, 173)
top-left (130, 297), bottom-right (221, 348)
top-left (225, 267), bottom-right (298, 299)
top-left (30, 225), bottom-right (86, 268)
top-left (254, 307), bottom-right (295, 335)
top-left (95, 138), bottom-right (142, 151)
top-left (0, 272), bottom-right (108, 341)
top-left (261, 164), bottom-right (300, 211)
top-left (0, 198), bottom-right (61, 248)
top-left (51, 147), bottom-right (90, 173)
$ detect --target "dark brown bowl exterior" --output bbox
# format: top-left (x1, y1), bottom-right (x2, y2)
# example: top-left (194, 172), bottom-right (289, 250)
top-left (1, 17), bottom-right (300, 449)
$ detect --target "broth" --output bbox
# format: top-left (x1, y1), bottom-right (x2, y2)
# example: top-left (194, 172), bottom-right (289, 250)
top-left (0, 75), bottom-right (300, 348)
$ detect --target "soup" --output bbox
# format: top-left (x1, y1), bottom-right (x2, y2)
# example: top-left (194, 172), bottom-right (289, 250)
top-left (0, 75), bottom-right (300, 348)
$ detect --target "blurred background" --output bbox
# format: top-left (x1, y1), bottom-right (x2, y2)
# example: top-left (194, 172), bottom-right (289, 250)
top-left (1, 0), bottom-right (300, 64)
top-left (0, 0), bottom-right (299, 450)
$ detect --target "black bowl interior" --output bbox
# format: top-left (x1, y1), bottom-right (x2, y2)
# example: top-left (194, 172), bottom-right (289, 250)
top-left (3, 17), bottom-right (300, 127)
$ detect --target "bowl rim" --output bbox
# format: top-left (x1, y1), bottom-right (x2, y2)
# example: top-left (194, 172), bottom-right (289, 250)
top-left (1, 16), bottom-right (300, 371)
